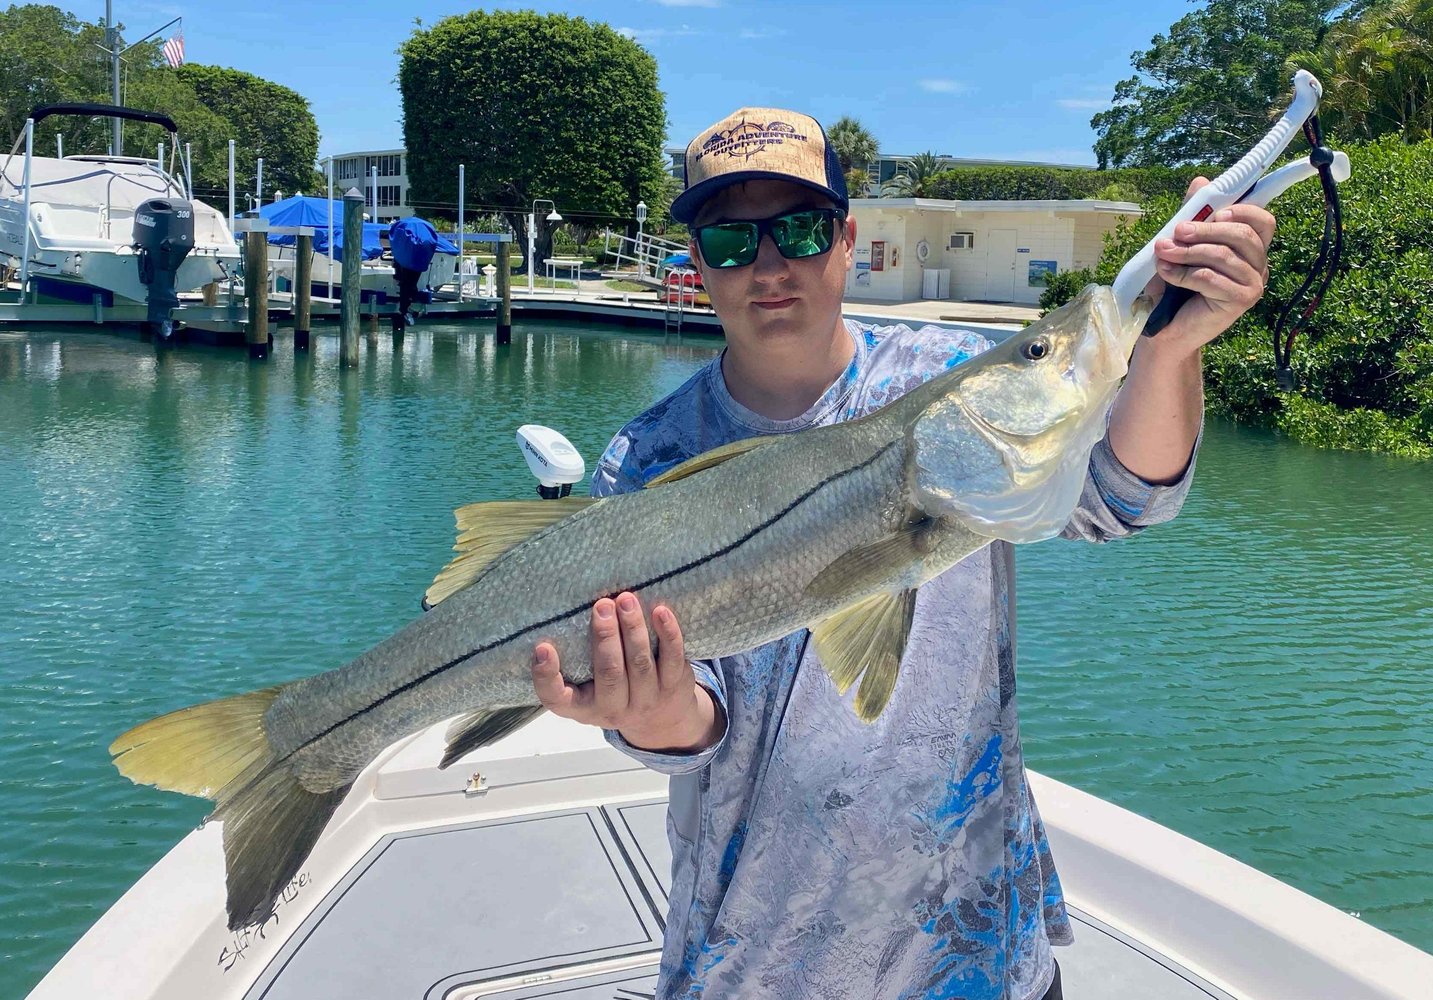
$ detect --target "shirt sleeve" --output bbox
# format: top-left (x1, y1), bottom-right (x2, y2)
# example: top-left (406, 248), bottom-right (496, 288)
top-left (1061, 421), bottom-right (1203, 542)
top-left (603, 660), bottom-right (730, 774)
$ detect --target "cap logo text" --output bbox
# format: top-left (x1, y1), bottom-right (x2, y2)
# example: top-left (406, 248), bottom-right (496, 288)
top-left (696, 119), bottom-right (807, 163)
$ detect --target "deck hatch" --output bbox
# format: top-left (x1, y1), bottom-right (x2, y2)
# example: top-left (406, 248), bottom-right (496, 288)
top-left (245, 808), bottom-right (663, 1000)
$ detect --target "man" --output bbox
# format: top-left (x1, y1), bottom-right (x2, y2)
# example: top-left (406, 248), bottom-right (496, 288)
top-left (530, 108), bottom-right (1274, 998)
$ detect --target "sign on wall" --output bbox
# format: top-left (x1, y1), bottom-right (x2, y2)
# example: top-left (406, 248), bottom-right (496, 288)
top-left (871, 241), bottom-right (885, 272)
top-left (855, 261), bottom-right (872, 287)
top-left (1028, 260), bottom-right (1058, 286)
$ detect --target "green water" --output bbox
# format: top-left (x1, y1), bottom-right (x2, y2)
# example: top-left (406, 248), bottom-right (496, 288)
top-left (1, 324), bottom-right (1429, 994)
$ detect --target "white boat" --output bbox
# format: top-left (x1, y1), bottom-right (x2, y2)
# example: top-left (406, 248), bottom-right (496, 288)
top-left (0, 103), bottom-right (239, 329)
top-left (23, 431), bottom-right (1433, 1000)
top-left (24, 714), bottom-right (1433, 1000)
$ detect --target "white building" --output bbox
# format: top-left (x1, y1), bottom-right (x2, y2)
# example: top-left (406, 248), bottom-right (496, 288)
top-left (847, 198), bottom-right (1140, 306)
top-left (328, 148), bottom-right (408, 221)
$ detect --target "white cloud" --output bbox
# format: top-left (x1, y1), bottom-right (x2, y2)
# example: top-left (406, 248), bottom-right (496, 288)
top-left (739, 27), bottom-right (786, 39)
top-left (617, 24), bottom-right (699, 42)
top-left (1057, 97), bottom-right (1111, 110)
top-left (919, 79), bottom-right (969, 94)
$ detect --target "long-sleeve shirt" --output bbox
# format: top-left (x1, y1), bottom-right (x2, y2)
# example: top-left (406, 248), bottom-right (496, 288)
top-left (590, 319), bottom-right (1197, 1000)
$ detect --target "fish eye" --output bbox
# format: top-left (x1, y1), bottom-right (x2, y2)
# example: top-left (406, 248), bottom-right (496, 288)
top-left (1021, 338), bottom-right (1050, 362)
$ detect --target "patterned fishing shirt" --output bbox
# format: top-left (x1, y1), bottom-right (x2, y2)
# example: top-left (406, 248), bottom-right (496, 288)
top-left (591, 319), bottom-right (1197, 1000)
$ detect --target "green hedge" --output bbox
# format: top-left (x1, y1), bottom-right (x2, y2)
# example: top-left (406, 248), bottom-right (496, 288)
top-left (1040, 137), bottom-right (1433, 459)
top-left (925, 164), bottom-right (1212, 204)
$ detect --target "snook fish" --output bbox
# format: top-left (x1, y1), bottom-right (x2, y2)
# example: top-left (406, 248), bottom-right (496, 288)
top-left (111, 284), bottom-right (1151, 930)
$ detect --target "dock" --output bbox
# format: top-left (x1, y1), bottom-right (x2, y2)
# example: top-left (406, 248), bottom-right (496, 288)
top-left (0, 269), bottom-right (1036, 348)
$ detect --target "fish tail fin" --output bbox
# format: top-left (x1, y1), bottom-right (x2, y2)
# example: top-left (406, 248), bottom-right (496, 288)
top-left (214, 762), bottom-right (350, 930)
top-left (110, 687), bottom-right (350, 930)
top-left (109, 686), bottom-right (285, 799)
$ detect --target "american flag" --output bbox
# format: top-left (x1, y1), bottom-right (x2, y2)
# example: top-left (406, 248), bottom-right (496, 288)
top-left (162, 31), bottom-right (185, 68)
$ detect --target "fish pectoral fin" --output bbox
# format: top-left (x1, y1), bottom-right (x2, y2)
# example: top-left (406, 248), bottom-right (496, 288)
top-left (803, 516), bottom-right (938, 600)
top-left (644, 435), bottom-right (780, 487)
top-left (439, 706), bottom-right (546, 769)
top-left (810, 588), bottom-right (918, 722)
top-left (425, 498), bottom-right (598, 608)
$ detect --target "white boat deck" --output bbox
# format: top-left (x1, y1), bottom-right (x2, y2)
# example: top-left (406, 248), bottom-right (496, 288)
top-left (27, 714), bottom-right (1433, 1000)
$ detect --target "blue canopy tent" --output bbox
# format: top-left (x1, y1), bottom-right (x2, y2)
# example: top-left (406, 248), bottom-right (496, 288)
top-left (256, 196), bottom-right (459, 261)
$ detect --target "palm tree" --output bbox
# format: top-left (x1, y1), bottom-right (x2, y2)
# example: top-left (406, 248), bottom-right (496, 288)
top-left (827, 116), bottom-right (879, 197)
top-left (1289, 0), bottom-right (1433, 142)
top-left (882, 152), bottom-right (948, 199)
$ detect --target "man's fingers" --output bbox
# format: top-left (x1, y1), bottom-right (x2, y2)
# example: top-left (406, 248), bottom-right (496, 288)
top-left (589, 598), bottom-right (629, 722)
top-left (1154, 257), bottom-right (1247, 306)
top-left (1154, 240), bottom-right (1262, 290)
top-left (651, 605), bottom-right (691, 692)
top-left (531, 642), bottom-right (585, 717)
top-left (615, 592), bottom-right (658, 708)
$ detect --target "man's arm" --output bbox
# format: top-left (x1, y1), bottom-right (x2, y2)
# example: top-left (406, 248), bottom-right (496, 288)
top-left (1107, 184), bottom-right (1277, 485)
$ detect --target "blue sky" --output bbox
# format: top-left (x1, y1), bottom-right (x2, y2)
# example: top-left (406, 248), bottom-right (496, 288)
top-left (70, 0), bottom-right (1201, 165)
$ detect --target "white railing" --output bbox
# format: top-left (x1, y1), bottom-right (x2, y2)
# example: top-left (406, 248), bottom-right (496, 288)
top-left (601, 229), bottom-right (687, 285)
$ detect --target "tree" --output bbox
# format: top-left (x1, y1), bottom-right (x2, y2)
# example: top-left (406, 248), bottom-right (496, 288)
top-left (0, 5), bottom-right (320, 209)
top-left (1091, 0), bottom-right (1351, 168)
top-left (177, 65), bottom-right (321, 197)
top-left (827, 116), bottom-right (879, 198)
top-left (882, 152), bottom-right (947, 198)
top-left (1288, 0), bottom-right (1433, 143)
top-left (1, 5), bottom-right (120, 151)
top-left (399, 11), bottom-right (667, 272)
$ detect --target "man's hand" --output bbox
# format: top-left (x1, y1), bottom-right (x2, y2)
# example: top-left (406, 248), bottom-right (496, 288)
top-left (531, 592), bottom-right (725, 754)
top-left (1109, 178), bottom-right (1276, 483)
top-left (1147, 176), bottom-right (1277, 357)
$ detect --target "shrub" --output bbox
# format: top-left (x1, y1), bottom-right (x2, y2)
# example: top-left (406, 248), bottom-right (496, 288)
top-left (924, 164), bottom-right (1211, 204)
top-left (1037, 268), bottom-right (1095, 312)
top-left (1078, 136), bottom-right (1433, 458)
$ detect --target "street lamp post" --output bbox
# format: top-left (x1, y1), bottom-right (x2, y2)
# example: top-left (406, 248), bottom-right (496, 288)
top-left (635, 200), bottom-right (648, 278)
top-left (527, 199), bottom-right (563, 294)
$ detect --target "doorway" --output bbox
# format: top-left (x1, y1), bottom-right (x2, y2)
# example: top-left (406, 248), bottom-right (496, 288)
top-left (986, 228), bottom-right (1017, 301)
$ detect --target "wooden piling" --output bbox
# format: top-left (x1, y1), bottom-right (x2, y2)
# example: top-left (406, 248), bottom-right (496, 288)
top-left (201, 281), bottom-right (218, 307)
top-left (244, 229), bottom-right (269, 359)
top-left (340, 189), bottom-right (363, 366)
top-left (496, 238), bottom-right (511, 346)
top-left (293, 232), bottom-right (313, 351)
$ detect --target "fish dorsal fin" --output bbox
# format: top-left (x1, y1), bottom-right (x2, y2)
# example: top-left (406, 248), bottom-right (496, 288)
top-left (439, 706), bottom-right (546, 768)
top-left (645, 435), bottom-right (780, 487)
top-left (810, 589), bottom-right (918, 721)
top-left (804, 514), bottom-right (939, 601)
top-left (424, 498), bottom-right (597, 608)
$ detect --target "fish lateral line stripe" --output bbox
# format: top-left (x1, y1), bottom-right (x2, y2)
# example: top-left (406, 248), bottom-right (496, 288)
top-left (284, 440), bottom-right (898, 759)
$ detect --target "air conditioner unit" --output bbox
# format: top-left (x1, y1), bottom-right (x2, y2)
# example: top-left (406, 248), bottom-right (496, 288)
top-left (948, 232), bottom-right (974, 250)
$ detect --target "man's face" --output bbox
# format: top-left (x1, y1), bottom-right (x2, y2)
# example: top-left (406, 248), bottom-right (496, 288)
top-left (689, 179), bottom-right (856, 348)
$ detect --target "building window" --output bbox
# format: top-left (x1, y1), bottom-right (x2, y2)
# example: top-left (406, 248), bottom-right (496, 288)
top-left (377, 184), bottom-right (402, 207)
top-left (363, 154), bottom-right (402, 178)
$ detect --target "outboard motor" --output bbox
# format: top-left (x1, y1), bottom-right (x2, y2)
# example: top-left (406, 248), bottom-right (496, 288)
top-left (388, 217), bottom-right (441, 332)
top-left (132, 198), bottom-right (195, 338)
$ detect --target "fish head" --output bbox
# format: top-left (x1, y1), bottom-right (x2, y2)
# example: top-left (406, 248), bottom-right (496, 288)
top-left (911, 283), bottom-right (1149, 542)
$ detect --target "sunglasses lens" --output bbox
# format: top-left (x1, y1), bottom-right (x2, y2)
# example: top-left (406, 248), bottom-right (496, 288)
top-left (773, 211), bottom-right (835, 259)
top-left (698, 223), bottom-right (759, 268)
